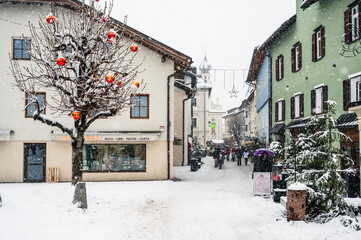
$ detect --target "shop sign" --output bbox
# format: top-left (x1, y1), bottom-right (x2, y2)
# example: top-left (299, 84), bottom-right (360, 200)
top-left (52, 132), bottom-right (159, 142)
top-left (253, 172), bottom-right (271, 196)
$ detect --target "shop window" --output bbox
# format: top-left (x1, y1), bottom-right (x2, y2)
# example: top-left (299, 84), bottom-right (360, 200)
top-left (13, 37), bottom-right (31, 60)
top-left (131, 95), bottom-right (149, 119)
top-left (191, 98), bottom-right (197, 106)
top-left (25, 92), bottom-right (46, 118)
top-left (192, 118), bottom-right (197, 128)
top-left (83, 144), bottom-right (146, 172)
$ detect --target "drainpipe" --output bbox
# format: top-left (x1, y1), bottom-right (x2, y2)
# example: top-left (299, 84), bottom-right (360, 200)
top-left (182, 94), bottom-right (193, 166)
top-left (167, 73), bottom-right (176, 180)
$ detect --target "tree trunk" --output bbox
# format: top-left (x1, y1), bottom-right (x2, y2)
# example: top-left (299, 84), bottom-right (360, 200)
top-left (72, 131), bottom-right (85, 185)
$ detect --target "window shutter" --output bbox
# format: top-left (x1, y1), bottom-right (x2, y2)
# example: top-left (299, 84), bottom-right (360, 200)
top-left (291, 96), bottom-right (295, 119)
top-left (291, 47), bottom-right (296, 72)
top-left (300, 93), bottom-right (304, 117)
top-left (275, 58), bottom-right (279, 81)
top-left (281, 55), bottom-right (284, 79)
top-left (298, 43), bottom-right (302, 70)
top-left (321, 26), bottom-right (325, 57)
top-left (282, 100), bottom-right (286, 121)
top-left (322, 85), bottom-right (328, 113)
top-left (275, 102), bottom-right (279, 122)
top-left (312, 33), bottom-right (316, 62)
top-left (345, 8), bottom-right (352, 44)
top-left (343, 79), bottom-right (350, 111)
top-left (311, 89), bottom-right (316, 115)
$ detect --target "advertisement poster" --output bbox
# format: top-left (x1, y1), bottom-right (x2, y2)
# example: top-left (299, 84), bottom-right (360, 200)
top-left (253, 172), bottom-right (271, 196)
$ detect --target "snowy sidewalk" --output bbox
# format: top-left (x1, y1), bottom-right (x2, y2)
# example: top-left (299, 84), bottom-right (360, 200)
top-left (0, 156), bottom-right (360, 240)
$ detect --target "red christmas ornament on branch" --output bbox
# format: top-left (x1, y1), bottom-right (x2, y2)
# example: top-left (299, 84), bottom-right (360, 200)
top-left (132, 81), bottom-right (140, 89)
top-left (105, 74), bottom-right (115, 83)
top-left (130, 44), bottom-right (138, 52)
top-left (57, 55), bottom-right (66, 66)
top-left (46, 13), bottom-right (55, 24)
top-left (116, 81), bottom-right (123, 87)
top-left (107, 29), bottom-right (116, 42)
top-left (72, 111), bottom-right (80, 120)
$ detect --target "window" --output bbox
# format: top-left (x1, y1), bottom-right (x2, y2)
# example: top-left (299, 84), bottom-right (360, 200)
top-left (291, 94), bottom-right (304, 119)
top-left (131, 95), bottom-right (149, 119)
top-left (350, 75), bottom-right (361, 102)
top-left (83, 144), bottom-right (146, 172)
top-left (291, 43), bottom-right (302, 72)
top-left (345, 2), bottom-right (361, 43)
top-left (275, 55), bottom-right (284, 81)
top-left (352, 5), bottom-right (360, 40)
top-left (312, 26), bottom-right (325, 61)
top-left (192, 118), bottom-right (197, 128)
top-left (311, 85), bottom-right (328, 115)
top-left (275, 100), bottom-right (285, 122)
top-left (13, 37), bottom-right (31, 60)
top-left (25, 93), bottom-right (45, 118)
top-left (191, 98), bottom-right (197, 106)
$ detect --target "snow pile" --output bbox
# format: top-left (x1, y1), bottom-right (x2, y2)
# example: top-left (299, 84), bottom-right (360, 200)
top-left (288, 182), bottom-right (308, 191)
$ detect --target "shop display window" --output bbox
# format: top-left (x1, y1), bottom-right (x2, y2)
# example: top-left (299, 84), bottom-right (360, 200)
top-left (83, 144), bottom-right (146, 172)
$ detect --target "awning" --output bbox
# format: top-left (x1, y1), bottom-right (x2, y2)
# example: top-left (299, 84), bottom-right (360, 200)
top-left (336, 113), bottom-right (359, 129)
top-left (285, 118), bottom-right (310, 129)
top-left (0, 130), bottom-right (14, 141)
top-left (269, 123), bottom-right (285, 134)
top-left (51, 131), bottom-right (161, 142)
top-left (211, 139), bottom-right (224, 144)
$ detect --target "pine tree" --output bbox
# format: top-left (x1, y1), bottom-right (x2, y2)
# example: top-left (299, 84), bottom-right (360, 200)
top-left (282, 101), bottom-right (359, 229)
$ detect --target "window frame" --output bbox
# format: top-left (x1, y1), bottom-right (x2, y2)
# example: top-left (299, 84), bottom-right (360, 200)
top-left (130, 94), bottom-right (149, 119)
top-left (25, 92), bottom-right (46, 118)
top-left (316, 30), bottom-right (322, 60)
top-left (13, 37), bottom-right (31, 60)
top-left (192, 117), bottom-right (198, 128)
top-left (276, 55), bottom-right (284, 81)
top-left (352, 4), bottom-right (360, 41)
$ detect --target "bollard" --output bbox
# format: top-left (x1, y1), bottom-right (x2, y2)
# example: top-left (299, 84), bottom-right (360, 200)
top-left (73, 182), bottom-right (88, 209)
top-left (287, 183), bottom-right (307, 221)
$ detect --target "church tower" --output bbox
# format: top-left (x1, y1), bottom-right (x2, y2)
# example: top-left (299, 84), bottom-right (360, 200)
top-left (199, 55), bottom-right (212, 84)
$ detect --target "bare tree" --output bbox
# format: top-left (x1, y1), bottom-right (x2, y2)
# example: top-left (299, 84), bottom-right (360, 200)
top-left (227, 117), bottom-right (245, 146)
top-left (10, 1), bottom-right (143, 184)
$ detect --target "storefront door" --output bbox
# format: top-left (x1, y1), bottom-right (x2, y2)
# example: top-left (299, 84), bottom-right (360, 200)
top-left (24, 143), bottom-right (46, 182)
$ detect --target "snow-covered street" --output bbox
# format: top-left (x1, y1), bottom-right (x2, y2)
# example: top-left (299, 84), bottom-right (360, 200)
top-left (0, 156), bottom-right (360, 240)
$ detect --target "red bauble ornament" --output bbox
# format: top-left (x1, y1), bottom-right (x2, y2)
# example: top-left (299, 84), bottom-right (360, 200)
top-left (107, 30), bottom-right (116, 42)
top-left (130, 44), bottom-right (138, 52)
top-left (72, 111), bottom-right (80, 120)
top-left (105, 74), bottom-right (115, 83)
top-left (116, 81), bottom-right (123, 87)
top-left (95, 0), bottom-right (100, 2)
top-left (57, 56), bottom-right (66, 66)
top-left (132, 81), bottom-right (140, 89)
top-left (102, 16), bottom-right (109, 22)
top-left (46, 13), bottom-right (55, 24)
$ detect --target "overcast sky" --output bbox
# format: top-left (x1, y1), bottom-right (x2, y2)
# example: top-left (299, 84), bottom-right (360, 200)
top-left (108, 0), bottom-right (296, 110)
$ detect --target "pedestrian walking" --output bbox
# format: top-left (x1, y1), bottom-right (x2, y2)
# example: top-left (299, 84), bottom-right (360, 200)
top-left (237, 147), bottom-right (243, 166)
top-left (231, 146), bottom-right (236, 162)
top-left (226, 147), bottom-right (230, 161)
top-left (243, 149), bottom-right (250, 165)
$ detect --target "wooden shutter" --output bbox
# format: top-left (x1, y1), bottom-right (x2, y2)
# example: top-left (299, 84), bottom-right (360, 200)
top-left (275, 57), bottom-right (279, 81)
top-left (298, 43), bottom-right (302, 70)
top-left (282, 100), bottom-right (286, 121)
top-left (311, 89), bottom-right (316, 115)
top-left (275, 101), bottom-right (279, 122)
top-left (281, 55), bottom-right (284, 79)
top-left (321, 26), bottom-right (325, 58)
top-left (291, 47), bottom-right (296, 73)
top-left (345, 8), bottom-right (351, 44)
top-left (312, 32), bottom-right (316, 62)
top-left (343, 79), bottom-right (350, 111)
top-left (300, 93), bottom-right (304, 117)
top-left (291, 96), bottom-right (295, 119)
top-left (322, 85), bottom-right (328, 113)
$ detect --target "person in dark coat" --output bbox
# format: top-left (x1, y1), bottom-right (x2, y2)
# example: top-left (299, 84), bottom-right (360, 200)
top-left (236, 147), bottom-right (244, 166)
top-left (253, 152), bottom-right (272, 178)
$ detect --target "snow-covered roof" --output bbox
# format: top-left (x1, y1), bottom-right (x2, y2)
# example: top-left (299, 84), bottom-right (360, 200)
top-left (288, 182), bottom-right (308, 191)
top-left (300, 0), bottom-right (319, 10)
top-left (1, 0), bottom-right (193, 70)
top-left (336, 112), bottom-right (359, 129)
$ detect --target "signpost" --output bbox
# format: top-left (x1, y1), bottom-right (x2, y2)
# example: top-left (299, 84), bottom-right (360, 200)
top-left (253, 172), bottom-right (272, 196)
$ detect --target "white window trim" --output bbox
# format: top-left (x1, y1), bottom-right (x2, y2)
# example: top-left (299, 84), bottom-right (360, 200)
top-left (278, 56), bottom-right (283, 80)
top-left (277, 100), bottom-right (283, 122)
top-left (349, 71), bottom-right (361, 79)
top-left (316, 30), bottom-right (322, 60)
top-left (315, 87), bottom-right (323, 114)
top-left (314, 83), bottom-right (325, 89)
top-left (352, 5), bottom-right (359, 41)
top-left (294, 94), bottom-right (300, 118)
top-left (295, 45), bottom-right (300, 71)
